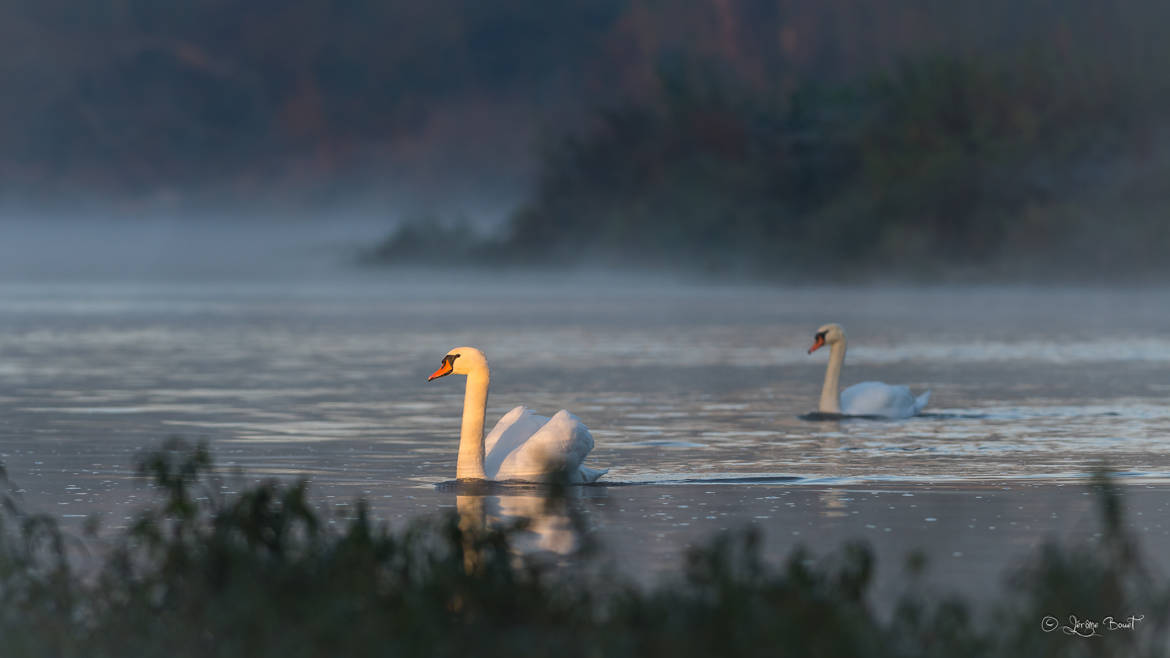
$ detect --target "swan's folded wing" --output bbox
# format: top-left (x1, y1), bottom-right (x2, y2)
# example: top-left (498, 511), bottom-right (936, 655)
top-left (493, 410), bottom-right (596, 481)
top-left (484, 406), bottom-right (534, 454)
top-left (840, 382), bottom-right (919, 418)
top-left (484, 406), bottom-right (550, 478)
top-left (538, 410), bottom-right (595, 475)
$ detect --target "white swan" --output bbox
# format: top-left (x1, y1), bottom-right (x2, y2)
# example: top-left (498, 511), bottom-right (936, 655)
top-left (427, 347), bottom-right (607, 482)
top-left (808, 324), bottom-right (930, 418)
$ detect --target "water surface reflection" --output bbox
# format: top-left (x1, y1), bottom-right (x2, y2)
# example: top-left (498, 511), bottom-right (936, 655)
top-left (3, 279), bottom-right (1170, 602)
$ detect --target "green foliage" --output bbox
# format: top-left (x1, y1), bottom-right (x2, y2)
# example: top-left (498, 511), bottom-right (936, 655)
top-left (1, 443), bottom-right (1167, 657)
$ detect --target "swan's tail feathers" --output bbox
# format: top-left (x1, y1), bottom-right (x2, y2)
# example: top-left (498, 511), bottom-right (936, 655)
top-left (914, 390), bottom-right (932, 414)
top-left (578, 465), bottom-right (608, 483)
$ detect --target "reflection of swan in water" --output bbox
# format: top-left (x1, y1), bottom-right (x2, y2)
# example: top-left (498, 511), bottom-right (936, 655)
top-left (819, 489), bottom-right (849, 518)
top-left (453, 481), bottom-right (609, 565)
top-left (428, 347), bottom-right (607, 482)
top-left (457, 493), bottom-right (580, 555)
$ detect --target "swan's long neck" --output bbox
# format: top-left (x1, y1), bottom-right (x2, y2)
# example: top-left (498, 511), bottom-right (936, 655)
top-left (457, 366), bottom-right (490, 480)
top-left (819, 339), bottom-right (846, 413)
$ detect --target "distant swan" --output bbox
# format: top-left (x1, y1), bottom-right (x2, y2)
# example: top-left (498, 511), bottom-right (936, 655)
top-left (808, 324), bottom-right (930, 418)
top-left (428, 347), bottom-right (607, 482)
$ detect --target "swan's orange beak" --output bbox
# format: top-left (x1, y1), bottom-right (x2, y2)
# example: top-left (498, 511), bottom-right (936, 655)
top-left (808, 336), bottom-right (826, 354)
top-left (427, 361), bottom-right (453, 381)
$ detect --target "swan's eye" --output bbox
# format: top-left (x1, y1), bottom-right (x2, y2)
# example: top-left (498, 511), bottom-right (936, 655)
top-left (443, 354), bottom-right (461, 366)
top-left (815, 331), bottom-right (827, 341)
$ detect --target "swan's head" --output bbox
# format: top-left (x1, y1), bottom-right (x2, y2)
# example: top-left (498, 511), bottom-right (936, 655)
top-left (808, 323), bottom-right (845, 354)
top-left (427, 346), bottom-right (488, 381)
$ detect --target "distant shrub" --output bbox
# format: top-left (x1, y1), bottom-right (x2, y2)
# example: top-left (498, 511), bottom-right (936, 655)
top-left (364, 214), bottom-right (505, 267)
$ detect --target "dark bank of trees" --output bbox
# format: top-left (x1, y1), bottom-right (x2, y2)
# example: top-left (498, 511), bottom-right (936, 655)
top-left (375, 47), bottom-right (1169, 278)
top-left (498, 55), bottom-right (1168, 279)
top-left (0, 0), bottom-right (626, 205)
top-left (6, 1), bottom-right (1170, 277)
top-left (369, 1), bottom-right (1170, 280)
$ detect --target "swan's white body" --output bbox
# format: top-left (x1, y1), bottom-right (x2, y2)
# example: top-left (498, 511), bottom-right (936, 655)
top-left (810, 324), bottom-right (930, 419)
top-left (483, 405), bottom-right (607, 482)
top-left (429, 347), bottom-right (607, 483)
top-left (838, 381), bottom-right (930, 418)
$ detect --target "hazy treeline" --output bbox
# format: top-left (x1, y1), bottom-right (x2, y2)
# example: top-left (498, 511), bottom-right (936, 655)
top-left (6, 1), bottom-right (1169, 277)
top-left (0, 0), bottom-right (624, 207)
top-left (371, 1), bottom-right (1170, 279)
top-left (501, 57), bottom-right (1168, 279)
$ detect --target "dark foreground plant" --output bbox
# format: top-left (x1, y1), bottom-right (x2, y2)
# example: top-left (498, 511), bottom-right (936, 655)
top-left (0, 442), bottom-right (1165, 658)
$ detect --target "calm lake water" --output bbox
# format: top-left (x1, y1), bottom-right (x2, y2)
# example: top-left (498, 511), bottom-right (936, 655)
top-left (1, 274), bottom-right (1168, 603)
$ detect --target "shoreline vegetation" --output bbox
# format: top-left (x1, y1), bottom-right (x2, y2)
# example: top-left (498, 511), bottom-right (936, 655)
top-left (2, 440), bottom-right (1166, 657)
top-left (369, 49), bottom-right (1170, 282)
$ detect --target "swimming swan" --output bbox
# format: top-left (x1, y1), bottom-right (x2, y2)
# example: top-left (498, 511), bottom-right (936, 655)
top-left (808, 324), bottom-right (930, 418)
top-left (428, 347), bottom-right (607, 482)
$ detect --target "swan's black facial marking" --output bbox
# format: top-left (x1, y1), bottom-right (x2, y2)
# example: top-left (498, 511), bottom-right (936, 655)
top-left (815, 330), bottom-right (827, 341)
top-left (428, 352), bottom-right (462, 381)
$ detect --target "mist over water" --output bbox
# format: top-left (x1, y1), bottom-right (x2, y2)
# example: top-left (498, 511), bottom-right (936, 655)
top-left (0, 216), bottom-right (407, 280)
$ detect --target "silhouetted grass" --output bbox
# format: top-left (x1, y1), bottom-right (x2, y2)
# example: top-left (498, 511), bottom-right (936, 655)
top-left (1, 441), bottom-right (1166, 657)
